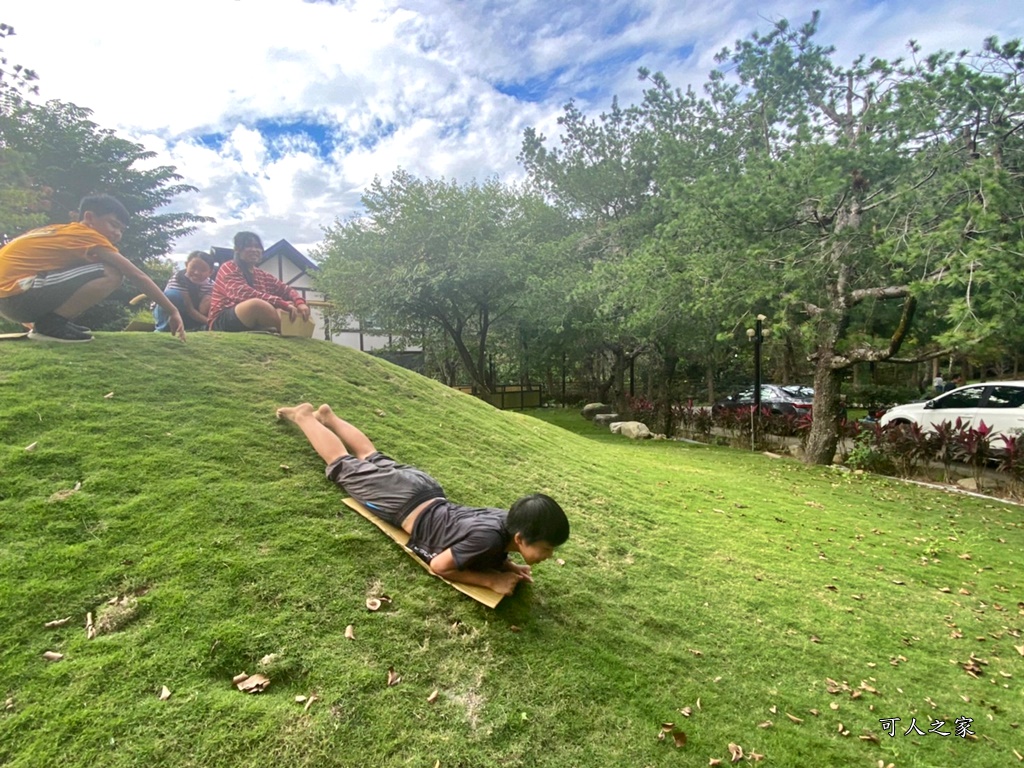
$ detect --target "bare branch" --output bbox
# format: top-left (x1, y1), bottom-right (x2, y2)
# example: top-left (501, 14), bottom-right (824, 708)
top-left (847, 285), bottom-right (910, 307)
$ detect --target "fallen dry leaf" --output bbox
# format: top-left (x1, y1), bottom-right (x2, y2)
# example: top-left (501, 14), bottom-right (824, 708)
top-left (728, 742), bottom-right (743, 763)
top-left (4, 697), bottom-right (13, 711)
top-left (808, 709), bottom-right (819, 716)
top-left (859, 733), bottom-right (880, 744)
top-left (366, 598), bottom-right (382, 611)
top-left (825, 584), bottom-right (838, 591)
top-left (1014, 644), bottom-right (1024, 657)
top-left (660, 723), bottom-right (675, 732)
top-left (757, 721), bottom-right (772, 729)
top-left (158, 686), bottom-right (171, 701)
top-left (709, 760), bottom-right (722, 767)
top-left (939, 587), bottom-right (952, 593)
top-left (24, 441), bottom-right (37, 452)
top-left (104, 392), bottom-right (114, 399)
top-left (672, 730), bottom-right (687, 748)
top-left (86, 612), bottom-right (95, 640)
top-left (279, 464), bottom-right (291, 471)
top-left (295, 695), bottom-right (308, 703)
top-left (809, 635), bottom-right (821, 643)
top-left (696, 698), bottom-right (702, 710)
top-left (749, 752), bottom-right (764, 762)
top-left (959, 553), bottom-right (972, 560)
top-left (510, 625), bottom-right (522, 633)
top-left (829, 702), bottom-right (839, 710)
top-left (959, 588), bottom-right (971, 595)
top-left (1013, 748), bottom-right (1022, 761)
top-left (387, 667), bottom-right (401, 687)
top-left (303, 694), bottom-right (318, 713)
top-left (43, 617), bottom-right (72, 628)
top-left (688, 648), bottom-right (703, 656)
top-left (786, 713), bottom-right (803, 724)
top-left (679, 707), bottom-right (692, 717)
top-left (427, 689), bottom-right (439, 704)
top-left (768, 705), bottom-right (777, 714)
top-left (556, 558), bottom-right (566, 566)
top-left (47, 482), bottom-right (82, 503)
top-left (345, 625), bottom-right (355, 640)
top-left (43, 651), bottom-right (63, 661)
top-left (375, 409), bottom-right (386, 417)
top-left (232, 672), bottom-right (249, 685)
top-left (235, 673), bottom-right (270, 694)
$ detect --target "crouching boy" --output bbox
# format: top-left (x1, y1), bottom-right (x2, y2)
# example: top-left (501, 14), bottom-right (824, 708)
top-left (0, 194), bottom-right (187, 342)
top-left (277, 403), bottom-right (569, 596)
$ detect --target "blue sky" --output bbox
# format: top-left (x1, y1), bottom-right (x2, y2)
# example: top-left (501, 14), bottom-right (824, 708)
top-left (5, 1), bottom-right (1024, 257)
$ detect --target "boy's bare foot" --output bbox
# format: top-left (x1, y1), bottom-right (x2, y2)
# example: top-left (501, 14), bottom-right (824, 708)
top-left (276, 403), bottom-right (315, 422)
top-left (314, 404), bottom-right (336, 424)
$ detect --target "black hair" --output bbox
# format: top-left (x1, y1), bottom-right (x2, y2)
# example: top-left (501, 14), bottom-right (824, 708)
top-left (232, 231), bottom-right (263, 286)
top-left (79, 194), bottom-right (130, 224)
top-left (507, 493), bottom-right (569, 546)
top-left (233, 231), bottom-right (263, 253)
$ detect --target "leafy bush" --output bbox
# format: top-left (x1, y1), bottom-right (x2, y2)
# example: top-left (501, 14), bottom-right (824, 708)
top-left (846, 425), bottom-right (895, 474)
top-left (996, 434), bottom-right (1024, 499)
top-left (955, 421), bottom-right (994, 490)
top-left (624, 395), bottom-right (657, 428)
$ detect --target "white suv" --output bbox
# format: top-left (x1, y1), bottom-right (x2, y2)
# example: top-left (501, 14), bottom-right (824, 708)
top-left (879, 381), bottom-right (1024, 441)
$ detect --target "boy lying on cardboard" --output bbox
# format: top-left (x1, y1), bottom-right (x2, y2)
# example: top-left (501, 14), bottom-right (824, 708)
top-left (277, 403), bottom-right (569, 597)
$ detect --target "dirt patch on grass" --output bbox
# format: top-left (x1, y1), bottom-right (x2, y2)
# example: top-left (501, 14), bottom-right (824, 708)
top-left (94, 596), bottom-right (139, 636)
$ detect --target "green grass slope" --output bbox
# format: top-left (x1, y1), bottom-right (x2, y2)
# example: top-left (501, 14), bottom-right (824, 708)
top-left (1, 334), bottom-right (1021, 767)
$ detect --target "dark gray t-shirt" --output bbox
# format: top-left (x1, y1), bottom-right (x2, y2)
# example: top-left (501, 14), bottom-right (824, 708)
top-left (408, 501), bottom-right (510, 571)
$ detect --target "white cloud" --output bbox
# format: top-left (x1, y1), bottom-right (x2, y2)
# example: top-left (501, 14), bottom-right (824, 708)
top-left (4, 0), bottom-right (1023, 257)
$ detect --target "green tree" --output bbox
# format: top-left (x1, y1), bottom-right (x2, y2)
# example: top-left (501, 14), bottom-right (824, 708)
top-left (315, 171), bottom-right (571, 392)
top-left (0, 98), bottom-right (208, 264)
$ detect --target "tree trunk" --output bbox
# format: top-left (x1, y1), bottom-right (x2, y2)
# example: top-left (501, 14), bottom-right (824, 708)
top-left (660, 353), bottom-right (679, 436)
top-left (805, 351), bottom-right (843, 464)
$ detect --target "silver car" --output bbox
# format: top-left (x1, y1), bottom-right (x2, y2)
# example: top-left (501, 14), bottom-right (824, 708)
top-left (879, 381), bottom-right (1024, 440)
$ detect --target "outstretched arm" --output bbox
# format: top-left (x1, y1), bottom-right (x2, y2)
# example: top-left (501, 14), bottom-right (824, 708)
top-left (429, 549), bottom-right (523, 596)
top-left (93, 248), bottom-right (186, 341)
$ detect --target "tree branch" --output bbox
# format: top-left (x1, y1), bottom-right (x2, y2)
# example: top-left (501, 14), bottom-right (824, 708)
top-left (847, 285), bottom-right (910, 307)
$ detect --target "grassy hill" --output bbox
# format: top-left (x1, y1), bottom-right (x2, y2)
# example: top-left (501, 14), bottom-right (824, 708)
top-left (1, 334), bottom-right (1021, 767)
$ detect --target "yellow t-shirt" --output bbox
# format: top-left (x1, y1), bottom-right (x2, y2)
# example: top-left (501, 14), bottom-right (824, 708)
top-left (0, 222), bottom-right (118, 298)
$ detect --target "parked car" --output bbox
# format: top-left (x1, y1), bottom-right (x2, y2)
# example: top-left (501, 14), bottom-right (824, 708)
top-left (878, 381), bottom-right (1024, 441)
top-left (712, 384), bottom-right (815, 418)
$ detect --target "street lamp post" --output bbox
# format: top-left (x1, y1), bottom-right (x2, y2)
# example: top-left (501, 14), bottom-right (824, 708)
top-left (746, 315), bottom-right (767, 450)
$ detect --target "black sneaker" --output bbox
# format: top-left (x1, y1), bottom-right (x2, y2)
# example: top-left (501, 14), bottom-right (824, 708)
top-left (66, 319), bottom-right (92, 333)
top-left (28, 314), bottom-right (93, 343)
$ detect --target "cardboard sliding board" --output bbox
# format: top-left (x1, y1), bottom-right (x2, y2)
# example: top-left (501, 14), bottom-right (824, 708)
top-left (278, 313), bottom-right (316, 338)
top-left (0, 332), bottom-right (29, 341)
top-left (341, 497), bottom-right (503, 608)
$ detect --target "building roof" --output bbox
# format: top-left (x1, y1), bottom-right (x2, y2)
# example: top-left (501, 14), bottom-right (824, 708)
top-left (206, 240), bottom-right (318, 273)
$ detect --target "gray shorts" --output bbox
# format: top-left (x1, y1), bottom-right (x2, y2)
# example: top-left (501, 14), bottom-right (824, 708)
top-left (326, 452), bottom-right (444, 527)
top-left (0, 263), bottom-right (107, 323)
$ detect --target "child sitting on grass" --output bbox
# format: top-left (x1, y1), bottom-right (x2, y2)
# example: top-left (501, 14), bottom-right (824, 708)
top-left (154, 251), bottom-right (214, 332)
top-left (277, 403), bottom-right (569, 596)
top-left (0, 194), bottom-right (186, 342)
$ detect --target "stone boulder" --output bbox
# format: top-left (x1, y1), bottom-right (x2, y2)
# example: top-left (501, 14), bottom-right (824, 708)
top-left (593, 413), bottom-right (620, 426)
top-left (581, 402), bottom-right (615, 419)
top-left (610, 421), bottom-right (652, 439)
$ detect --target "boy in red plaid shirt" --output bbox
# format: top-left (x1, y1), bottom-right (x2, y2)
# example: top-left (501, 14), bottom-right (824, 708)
top-left (208, 232), bottom-right (310, 332)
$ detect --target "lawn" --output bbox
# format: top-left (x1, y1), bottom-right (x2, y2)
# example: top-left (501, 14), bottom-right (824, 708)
top-left (1, 334), bottom-right (1021, 767)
